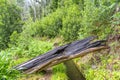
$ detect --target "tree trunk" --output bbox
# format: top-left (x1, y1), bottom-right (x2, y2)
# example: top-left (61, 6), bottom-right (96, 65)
top-left (64, 60), bottom-right (86, 80)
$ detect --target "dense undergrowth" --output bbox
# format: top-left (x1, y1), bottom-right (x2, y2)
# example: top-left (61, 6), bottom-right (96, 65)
top-left (78, 41), bottom-right (120, 80)
top-left (0, 0), bottom-right (120, 80)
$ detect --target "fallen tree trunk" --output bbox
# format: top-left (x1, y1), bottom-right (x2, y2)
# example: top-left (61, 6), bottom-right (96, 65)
top-left (14, 36), bottom-right (108, 74)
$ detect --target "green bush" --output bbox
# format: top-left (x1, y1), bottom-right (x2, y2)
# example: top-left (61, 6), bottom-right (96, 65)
top-left (60, 4), bottom-right (81, 41)
top-left (52, 64), bottom-right (68, 80)
top-left (78, 0), bottom-right (116, 39)
top-left (0, 50), bottom-right (20, 80)
top-left (24, 9), bottom-right (63, 38)
top-left (0, 0), bottom-right (23, 50)
top-left (40, 9), bottom-right (63, 37)
top-left (27, 39), bottom-right (53, 57)
top-left (10, 31), bottom-right (54, 58)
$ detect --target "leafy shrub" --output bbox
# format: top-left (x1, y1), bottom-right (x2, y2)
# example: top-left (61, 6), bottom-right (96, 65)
top-left (111, 11), bottom-right (120, 34)
top-left (0, 50), bottom-right (20, 80)
top-left (25, 9), bottom-right (63, 38)
top-left (27, 39), bottom-right (53, 57)
top-left (40, 9), bottom-right (63, 37)
top-left (0, 32), bottom-right (54, 79)
top-left (10, 31), bottom-right (54, 58)
top-left (60, 4), bottom-right (81, 41)
top-left (52, 64), bottom-right (68, 80)
top-left (0, 0), bottom-right (23, 50)
top-left (112, 12), bottom-right (120, 26)
top-left (78, 0), bottom-right (116, 39)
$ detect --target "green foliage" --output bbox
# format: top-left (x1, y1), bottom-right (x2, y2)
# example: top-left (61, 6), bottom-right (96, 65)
top-left (23, 0), bottom-right (116, 41)
top-left (52, 72), bottom-right (68, 80)
top-left (85, 69), bottom-right (120, 80)
top-left (40, 9), bottom-right (63, 37)
top-left (78, 51), bottom-right (120, 80)
top-left (27, 39), bottom-right (53, 57)
top-left (49, 0), bottom-right (59, 11)
top-left (25, 9), bottom-right (63, 38)
top-left (24, 1), bottom-right (82, 41)
top-left (0, 33), bottom-right (54, 79)
top-left (78, 0), bottom-right (116, 39)
top-left (10, 32), bottom-right (53, 58)
top-left (0, 50), bottom-right (20, 80)
top-left (112, 11), bottom-right (120, 26)
top-left (61, 4), bottom-right (81, 41)
top-left (0, 0), bottom-right (23, 50)
top-left (52, 64), bottom-right (68, 80)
